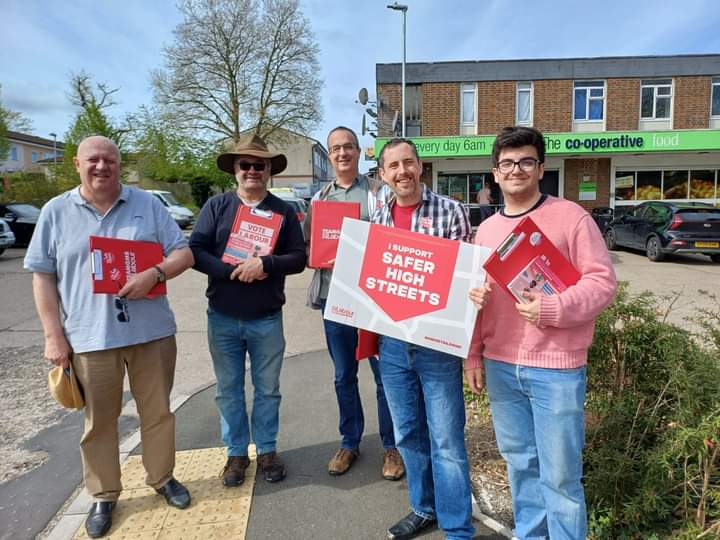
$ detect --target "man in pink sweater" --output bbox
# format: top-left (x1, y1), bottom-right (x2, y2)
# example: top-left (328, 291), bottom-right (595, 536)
top-left (466, 126), bottom-right (617, 540)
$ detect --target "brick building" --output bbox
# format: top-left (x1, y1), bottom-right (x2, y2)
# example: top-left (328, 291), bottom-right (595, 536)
top-left (374, 54), bottom-right (720, 215)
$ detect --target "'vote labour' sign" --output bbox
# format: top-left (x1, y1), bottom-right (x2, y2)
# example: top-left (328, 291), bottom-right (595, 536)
top-left (358, 223), bottom-right (459, 321)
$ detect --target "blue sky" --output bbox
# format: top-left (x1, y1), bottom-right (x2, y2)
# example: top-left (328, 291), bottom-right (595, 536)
top-left (2, 0), bottom-right (720, 170)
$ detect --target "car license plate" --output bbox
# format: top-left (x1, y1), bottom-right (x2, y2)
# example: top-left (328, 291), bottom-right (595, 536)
top-left (695, 241), bottom-right (719, 248)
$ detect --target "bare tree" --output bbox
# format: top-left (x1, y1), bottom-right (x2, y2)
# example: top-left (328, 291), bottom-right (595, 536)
top-left (152, 0), bottom-right (322, 143)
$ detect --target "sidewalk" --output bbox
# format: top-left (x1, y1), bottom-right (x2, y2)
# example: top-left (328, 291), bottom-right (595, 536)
top-left (40, 269), bottom-right (509, 539)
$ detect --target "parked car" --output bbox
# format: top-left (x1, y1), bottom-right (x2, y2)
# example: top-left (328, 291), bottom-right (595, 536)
top-left (591, 206), bottom-right (614, 231)
top-left (0, 218), bottom-right (16, 255)
top-left (273, 192), bottom-right (308, 234)
top-left (0, 202), bottom-right (41, 246)
top-left (603, 201), bottom-right (720, 262)
top-left (146, 190), bottom-right (195, 229)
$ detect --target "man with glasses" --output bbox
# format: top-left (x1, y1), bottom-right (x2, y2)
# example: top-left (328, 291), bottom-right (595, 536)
top-left (24, 136), bottom-right (195, 538)
top-left (304, 126), bottom-right (404, 481)
top-left (466, 126), bottom-right (617, 540)
top-left (190, 134), bottom-right (305, 487)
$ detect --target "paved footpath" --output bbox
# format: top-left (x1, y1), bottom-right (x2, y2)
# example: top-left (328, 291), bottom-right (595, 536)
top-left (10, 267), bottom-right (505, 539)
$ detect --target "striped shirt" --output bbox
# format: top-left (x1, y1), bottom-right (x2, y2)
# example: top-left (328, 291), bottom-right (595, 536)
top-left (371, 184), bottom-right (471, 242)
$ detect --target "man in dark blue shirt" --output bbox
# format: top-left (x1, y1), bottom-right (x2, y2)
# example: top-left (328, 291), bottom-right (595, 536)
top-left (190, 135), bottom-right (305, 487)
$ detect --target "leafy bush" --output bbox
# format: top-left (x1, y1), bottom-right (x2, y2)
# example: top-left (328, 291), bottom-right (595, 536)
top-left (586, 284), bottom-right (720, 538)
top-left (1, 172), bottom-right (78, 206)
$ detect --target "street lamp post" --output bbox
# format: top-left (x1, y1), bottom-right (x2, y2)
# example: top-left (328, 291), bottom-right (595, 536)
top-left (387, 2), bottom-right (407, 138)
top-left (49, 132), bottom-right (57, 167)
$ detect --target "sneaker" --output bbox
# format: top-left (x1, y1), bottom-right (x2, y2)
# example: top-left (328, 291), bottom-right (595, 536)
top-left (382, 448), bottom-right (405, 481)
top-left (328, 447), bottom-right (359, 476)
top-left (221, 455), bottom-right (250, 487)
top-left (257, 451), bottom-right (286, 483)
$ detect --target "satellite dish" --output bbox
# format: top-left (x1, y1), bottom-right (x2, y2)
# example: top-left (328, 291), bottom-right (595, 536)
top-left (358, 88), bottom-right (369, 106)
top-left (361, 114), bottom-right (367, 136)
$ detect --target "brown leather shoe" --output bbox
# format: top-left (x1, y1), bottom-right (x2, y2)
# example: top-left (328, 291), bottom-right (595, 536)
top-left (256, 451), bottom-right (286, 483)
top-left (221, 455), bottom-right (250, 487)
top-left (328, 447), bottom-right (359, 475)
top-left (382, 448), bottom-right (405, 481)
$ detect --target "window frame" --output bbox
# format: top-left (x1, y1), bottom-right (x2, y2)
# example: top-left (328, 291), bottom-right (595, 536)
top-left (711, 76), bottom-right (720, 118)
top-left (640, 79), bottom-right (673, 120)
top-left (573, 80), bottom-right (605, 122)
top-left (459, 82), bottom-right (477, 134)
top-left (516, 81), bottom-right (533, 125)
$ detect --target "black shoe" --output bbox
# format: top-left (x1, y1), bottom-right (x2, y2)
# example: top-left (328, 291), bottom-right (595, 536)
top-left (257, 451), bottom-right (287, 483)
top-left (155, 478), bottom-right (191, 509)
top-left (85, 501), bottom-right (115, 538)
top-left (387, 511), bottom-right (437, 540)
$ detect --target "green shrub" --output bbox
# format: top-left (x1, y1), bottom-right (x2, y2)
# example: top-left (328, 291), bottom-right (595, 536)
top-left (586, 283), bottom-right (720, 538)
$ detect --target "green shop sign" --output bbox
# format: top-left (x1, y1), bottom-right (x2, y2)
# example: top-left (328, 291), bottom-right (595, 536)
top-left (374, 130), bottom-right (720, 159)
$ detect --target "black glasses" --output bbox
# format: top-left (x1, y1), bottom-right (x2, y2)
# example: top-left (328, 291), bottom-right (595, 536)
top-left (237, 161), bottom-right (267, 172)
top-left (114, 296), bottom-right (130, 323)
top-left (496, 158), bottom-right (542, 174)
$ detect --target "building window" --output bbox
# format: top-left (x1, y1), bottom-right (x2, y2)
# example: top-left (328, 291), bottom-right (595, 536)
top-left (10, 146), bottom-right (18, 161)
top-left (573, 80), bottom-right (605, 121)
top-left (31, 151), bottom-right (38, 163)
top-left (712, 77), bottom-right (720, 117)
top-left (516, 82), bottom-right (533, 125)
top-left (614, 169), bottom-right (717, 202)
top-left (460, 83), bottom-right (476, 135)
top-left (641, 79), bottom-right (672, 119)
top-left (404, 84), bottom-right (422, 137)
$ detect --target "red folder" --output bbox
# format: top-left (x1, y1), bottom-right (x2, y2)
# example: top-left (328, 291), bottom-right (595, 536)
top-left (483, 216), bottom-right (580, 303)
top-left (355, 329), bottom-right (379, 361)
top-left (222, 205), bottom-right (283, 264)
top-left (309, 200), bottom-right (361, 268)
top-left (89, 236), bottom-right (166, 296)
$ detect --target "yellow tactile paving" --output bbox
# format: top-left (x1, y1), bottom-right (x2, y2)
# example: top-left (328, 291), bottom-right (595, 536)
top-left (74, 446), bottom-right (257, 540)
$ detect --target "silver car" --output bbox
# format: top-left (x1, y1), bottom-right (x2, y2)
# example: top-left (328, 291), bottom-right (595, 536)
top-left (0, 218), bottom-right (16, 255)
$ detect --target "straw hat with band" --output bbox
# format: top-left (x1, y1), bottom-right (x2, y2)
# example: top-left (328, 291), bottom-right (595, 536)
top-left (217, 134), bottom-right (288, 176)
top-left (48, 364), bottom-right (85, 409)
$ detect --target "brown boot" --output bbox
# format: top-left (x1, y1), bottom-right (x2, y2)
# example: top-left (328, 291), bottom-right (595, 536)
top-left (221, 455), bottom-right (250, 487)
top-left (382, 448), bottom-right (405, 481)
top-left (328, 447), bottom-right (359, 475)
top-left (257, 451), bottom-right (286, 483)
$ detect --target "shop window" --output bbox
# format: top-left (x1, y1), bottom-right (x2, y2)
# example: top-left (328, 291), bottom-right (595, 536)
top-left (641, 79), bottom-right (672, 119)
top-left (689, 170), bottom-right (715, 199)
top-left (516, 82), bottom-right (533, 125)
top-left (712, 77), bottom-right (720, 117)
top-left (405, 84), bottom-right (422, 137)
top-left (636, 171), bottom-right (662, 200)
top-left (662, 170), bottom-right (689, 199)
top-left (614, 171), bottom-right (635, 201)
top-left (437, 174), bottom-right (468, 203)
top-left (573, 81), bottom-right (605, 121)
top-left (460, 83), bottom-right (476, 135)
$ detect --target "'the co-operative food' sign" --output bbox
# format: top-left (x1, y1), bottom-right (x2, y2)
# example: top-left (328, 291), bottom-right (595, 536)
top-left (375, 129), bottom-right (720, 159)
top-left (324, 219), bottom-right (490, 357)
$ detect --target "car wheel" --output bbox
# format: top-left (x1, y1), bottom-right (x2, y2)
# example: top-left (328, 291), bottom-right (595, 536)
top-left (646, 236), bottom-right (665, 262)
top-left (604, 228), bottom-right (617, 250)
top-left (710, 254), bottom-right (720, 263)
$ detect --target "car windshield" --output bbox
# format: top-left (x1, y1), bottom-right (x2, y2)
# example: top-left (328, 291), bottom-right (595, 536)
top-left (160, 192), bottom-right (180, 205)
top-left (8, 204), bottom-right (41, 217)
top-left (676, 209), bottom-right (720, 221)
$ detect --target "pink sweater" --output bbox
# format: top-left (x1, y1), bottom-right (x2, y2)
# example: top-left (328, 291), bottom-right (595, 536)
top-left (465, 196), bottom-right (617, 370)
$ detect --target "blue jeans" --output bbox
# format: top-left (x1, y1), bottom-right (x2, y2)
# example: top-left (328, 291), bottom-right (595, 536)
top-left (207, 308), bottom-right (285, 456)
top-left (484, 358), bottom-right (587, 540)
top-left (379, 336), bottom-right (474, 540)
top-left (321, 301), bottom-right (395, 450)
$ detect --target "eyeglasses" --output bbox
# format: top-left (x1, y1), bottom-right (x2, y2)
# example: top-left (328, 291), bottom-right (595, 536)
top-left (114, 296), bottom-right (130, 323)
top-left (237, 161), bottom-right (266, 172)
top-left (496, 158), bottom-right (542, 174)
top-left (329, 143), bottom-right (357, 155)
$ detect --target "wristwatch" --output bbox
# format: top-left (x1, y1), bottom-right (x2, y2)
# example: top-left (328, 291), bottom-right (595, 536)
top-left (153, 265), bottom-right (167, 283)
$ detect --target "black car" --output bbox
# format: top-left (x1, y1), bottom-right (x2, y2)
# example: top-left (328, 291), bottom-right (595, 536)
top-left (0, 203), bottom-right (41, 246)
top-left (603, 201), bottom-right (720, 262)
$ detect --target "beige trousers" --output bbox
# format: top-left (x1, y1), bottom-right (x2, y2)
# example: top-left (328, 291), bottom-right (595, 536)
top-left (73, 336), bottom-right (177, 501)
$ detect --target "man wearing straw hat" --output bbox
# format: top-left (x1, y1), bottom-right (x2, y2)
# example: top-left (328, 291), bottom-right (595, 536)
top-left (190, 133), bottom-right (306, 487)
top-left (24, 135), bottom-right (195, 538)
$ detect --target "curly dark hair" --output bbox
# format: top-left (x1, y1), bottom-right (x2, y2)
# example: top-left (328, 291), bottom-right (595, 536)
top-left (491, 126), bottom-right (545, 165)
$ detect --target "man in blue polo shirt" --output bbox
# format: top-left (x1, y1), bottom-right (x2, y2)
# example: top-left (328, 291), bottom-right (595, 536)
top-left (24, 136), bottom-right (194, 538)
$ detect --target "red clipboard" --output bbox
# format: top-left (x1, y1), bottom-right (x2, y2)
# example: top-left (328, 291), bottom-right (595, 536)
top-left (355, 329), bottom-right (378, 361)
top-left (89, 236), bottom-right (166, 296)
top-left (222, 205), bottom-right (283, 264)
top-left (483, 216), bottom-right (580, 303)
top-left (309, 200), bottom-right (361, 268)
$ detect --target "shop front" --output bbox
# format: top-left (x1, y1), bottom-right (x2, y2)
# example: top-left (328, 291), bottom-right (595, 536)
top-left (375, 130), bottom-right (720, 220)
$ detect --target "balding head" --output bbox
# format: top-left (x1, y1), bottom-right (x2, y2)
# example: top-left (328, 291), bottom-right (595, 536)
top-left (74, 135), bottom-right (122, 205)
top-left (76, 136), bottom-right (121, 162)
